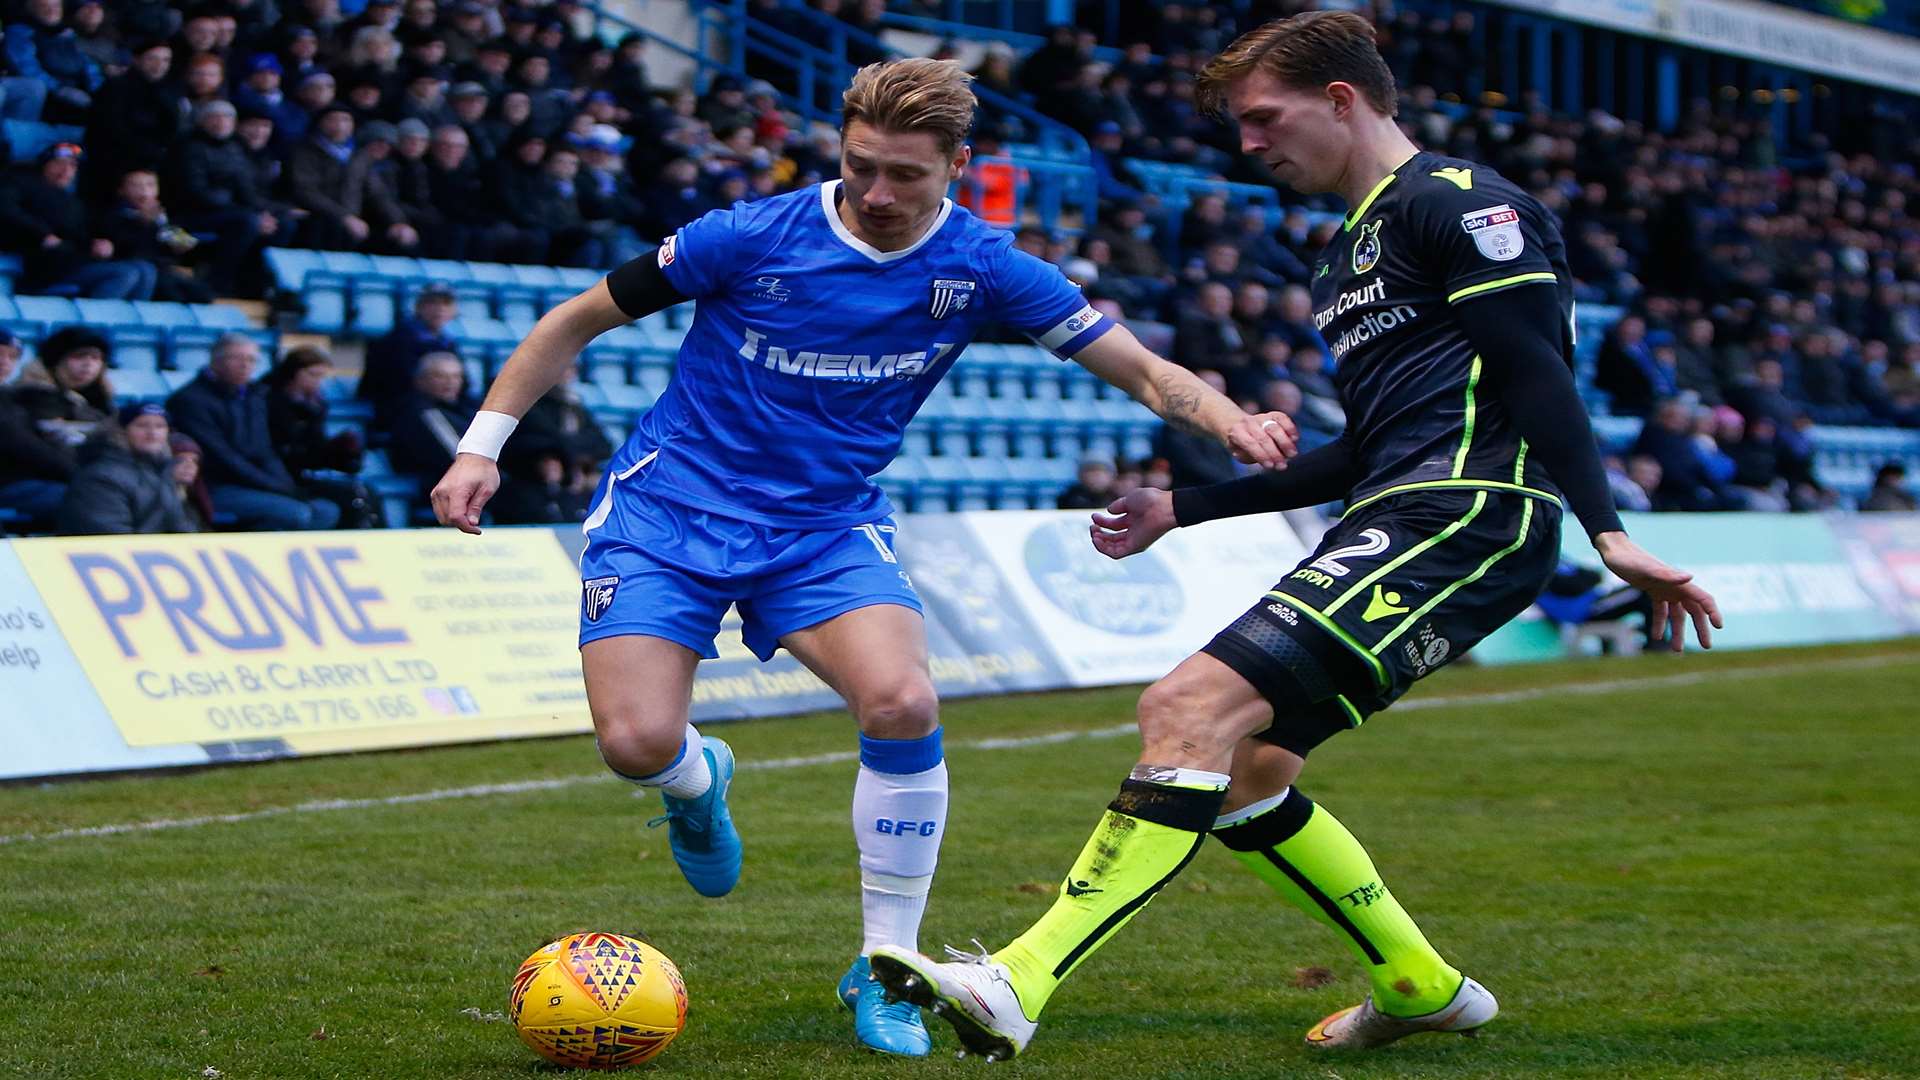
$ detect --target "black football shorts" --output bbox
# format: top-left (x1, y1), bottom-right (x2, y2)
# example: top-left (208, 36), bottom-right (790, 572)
top-left (1202, 488), bottom-right (1563, 756)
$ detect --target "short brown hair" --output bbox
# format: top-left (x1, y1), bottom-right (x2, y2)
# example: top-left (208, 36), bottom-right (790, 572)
top-left (1195, 11), bottom-right (1397, 120)
top-left (841, 57), bottom-right (976, 155)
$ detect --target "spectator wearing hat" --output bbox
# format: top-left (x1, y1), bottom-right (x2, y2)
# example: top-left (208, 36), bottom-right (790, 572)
top-left (288, 104), bottom-right (372, 249)
top-left (697, 74), bottom-right (753, 135)
top-left (57, 403), bottom-right (198, 535)
top-left (387, 351), bottom-right (478, 497)
top-left (345, 118), bottom-right (421, 252)
top-left (0, 143), bottom-right (156, 298)
top-left (66, 0), bottom-right (119, 79)
top-left (166, 332), bottom-right (340, 531)
top-left (0, 326), bottom-right (116, 526)
top-left (81, 37), bottom-right (182, 199)
top-left (167, 432), bottom-right (216, 532)
top-left (605, 30), bottom-right (650, 111)
top-left (264, 346), bottom-right (382, 528)
top-left (277, 24), bottom-right (324, 85)
top-left (458, 36), bottom-right (513, 99)
top-left (1056, 455), bottom-right (1118, 510)
top-left (441, 2), bottom-right (489, 67)
top-left (395, 59), bottom-right (451, 127)
top-left (576, 124), bottom-right (646, 265)
top-left (5, 0), bottom-right (102, 122)
top-left (97, 167), bottom-right (215, 303)
top-left (360, 284), bottom-right (460, 431)
top-left (231, 51), bottom-right (304, 134)
top-left (489, 126), bottom-right (553, 253)
top-left (278, 68), bottom-right (334, 146)
top-left (444, 79), bottom-right (494, 159)
top-left (510, 50), bottom-right (568, 137)
top-left (170, 97), bottom-right (279, 295)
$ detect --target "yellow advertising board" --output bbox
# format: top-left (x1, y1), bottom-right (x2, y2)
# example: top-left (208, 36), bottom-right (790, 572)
top-left (10, 528), bottom-right (591, 752)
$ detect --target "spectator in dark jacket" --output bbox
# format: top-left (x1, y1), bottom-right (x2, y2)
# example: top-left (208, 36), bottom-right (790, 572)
top-left (286, 103), bottom-right (369, 249)
top-left (81, 37), bottom-right (182, 199)
top-left (0, 326), bottom-right (116, 525)
top-left (264, 346), bottom-right (380, 528)
top-left (165, 332), bottom-right (341, 530)
top-left (0, 143), bottom-right (156, 298)
top-left (57, 402), bottom-right (197, 535)
top-left (1595, 315), bottom-right (1673, 417)
top-left (343, 120), bottom-right (422, 252)
top-left (388, 351), bottom-right (478, 494)
top-left (169, 99), bottom-right (279, 294)
top-left (5, 0), bottom-right (102, 121)
top-left (491, 447), bottom-right (591, 524)
top-left (1862, 463), bottom-right (1918, 512)
top-left (360, 283), bottom-right (459, 431)
top-left (96, 167), bottom-right (214, 303)
top-left (1173, 281), bottom-right (1250, 387)
top-left (504, 363), bottom-right (612, 482)
top-left (1630, 398), bottom-right (1730, 511)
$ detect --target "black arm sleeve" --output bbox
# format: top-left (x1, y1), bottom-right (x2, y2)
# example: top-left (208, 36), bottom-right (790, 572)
top-left (604, 249), bottom-right (689, 320)
top-left (1170, 435), bottom-right (1362, 526)
top-left (1452, 287), bottom-right (1626, 538)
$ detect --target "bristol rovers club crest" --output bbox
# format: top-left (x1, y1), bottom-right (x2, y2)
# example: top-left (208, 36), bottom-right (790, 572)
top-left (930, 278), bottom-right (977, 319)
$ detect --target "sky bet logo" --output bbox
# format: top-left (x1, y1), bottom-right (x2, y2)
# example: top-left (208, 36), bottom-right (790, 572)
top-left (874, 818), bottom-right (938, 837)
top-left (67, 545), bottom-right (409, 658)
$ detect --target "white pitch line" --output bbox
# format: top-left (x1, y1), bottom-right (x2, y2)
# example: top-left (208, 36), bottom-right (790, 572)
top-left (1, 652), bottom-right (1903, 847)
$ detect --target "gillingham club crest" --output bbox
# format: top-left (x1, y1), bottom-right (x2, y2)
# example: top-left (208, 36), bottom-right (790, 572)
top-left (583, 576), bottom-right (620, 623)
top-left (1351, 220), bottom-right (1383, 274)
top-left (929, 278), bottom-right (976, 320)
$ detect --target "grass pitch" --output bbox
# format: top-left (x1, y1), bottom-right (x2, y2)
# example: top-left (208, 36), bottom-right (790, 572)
top-left (3, 639), bottom-right (1918, 1079)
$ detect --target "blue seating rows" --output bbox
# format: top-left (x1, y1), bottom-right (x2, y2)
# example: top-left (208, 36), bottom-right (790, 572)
top-left (0, 295), bottom-right (276, 379)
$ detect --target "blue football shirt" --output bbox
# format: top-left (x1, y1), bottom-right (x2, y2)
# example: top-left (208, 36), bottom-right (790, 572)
top-left (606, 180), bottom-right (1113, 529)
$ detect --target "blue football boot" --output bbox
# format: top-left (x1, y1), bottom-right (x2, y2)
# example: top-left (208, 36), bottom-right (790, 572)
top-left (838, 955), bottom-right (932, 1057)
top-left (647, 737), bottom-right (741, 897)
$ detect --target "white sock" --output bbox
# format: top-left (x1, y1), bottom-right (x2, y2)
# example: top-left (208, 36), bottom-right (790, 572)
top-left (606, 724), bottom-right (711, 800)
top-left (853, 729), bottom-right (948, 956)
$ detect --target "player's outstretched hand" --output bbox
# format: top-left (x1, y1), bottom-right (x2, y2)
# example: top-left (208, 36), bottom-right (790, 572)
top-left (1090, 487), bottom-right (1177, 560)
top-left (1228, 411), bottom-right (1298, 469)
top-left (431, 453), bottom-right (500, 535)
top-left (1595, 532), bottom-right (1723, 651)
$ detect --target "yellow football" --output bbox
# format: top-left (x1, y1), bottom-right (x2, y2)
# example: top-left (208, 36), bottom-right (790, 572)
top-left (508, 932), bottom-right (688, 1070)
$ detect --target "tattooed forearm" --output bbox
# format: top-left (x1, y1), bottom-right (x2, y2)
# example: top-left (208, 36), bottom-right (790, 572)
top-left (1153, 370), bottom-right (1209, 436)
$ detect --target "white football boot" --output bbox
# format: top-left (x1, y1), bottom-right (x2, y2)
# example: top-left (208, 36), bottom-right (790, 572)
top-left (1305, 975), bottom-right (1498, 1049)
top-left (869, 943), bottom-right (1038, 1062)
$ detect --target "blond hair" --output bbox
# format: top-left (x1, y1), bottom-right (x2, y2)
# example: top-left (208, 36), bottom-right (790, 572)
top-left (841, 58), bottom-right (976, 155)
top-left (1195, 11), bottom-right (1398, 119)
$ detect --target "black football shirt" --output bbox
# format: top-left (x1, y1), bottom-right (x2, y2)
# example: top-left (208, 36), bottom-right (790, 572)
top-left (1308, 150), bottom-right (1574, 514)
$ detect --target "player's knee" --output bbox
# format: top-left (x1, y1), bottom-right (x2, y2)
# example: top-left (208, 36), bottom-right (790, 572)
top-left (851, 677), bottom-right (939, 740)
top-left (593, 709), bottom-right (686, 778)
top-left (1136, 674), bottom-right (1237, 758)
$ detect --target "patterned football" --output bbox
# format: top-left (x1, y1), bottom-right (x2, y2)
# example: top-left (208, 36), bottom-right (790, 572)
top-left (508, 932), bottom-right (688, 1070)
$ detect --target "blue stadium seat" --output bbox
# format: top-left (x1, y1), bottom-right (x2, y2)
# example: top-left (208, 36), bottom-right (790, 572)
top-left (265, 248), bottom-right (326, 291)
top-left (299, 271), bottom-right (349, 334)
top-left (16, 295), bottom-right (79, 326)
top-left (131, 300), bottom-right (194, 328)
top-left (75, 298), bottom-right (140, 328)
top-left (189, 304), bottom-right (252, 329)
top-left (416, 258), bottom-right (472, 283)
top-left (110, 369), bottom-right (171, 401)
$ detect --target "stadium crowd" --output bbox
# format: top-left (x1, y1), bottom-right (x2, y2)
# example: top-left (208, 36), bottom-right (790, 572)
top-left (2, 0), bottom-right (1918, 532)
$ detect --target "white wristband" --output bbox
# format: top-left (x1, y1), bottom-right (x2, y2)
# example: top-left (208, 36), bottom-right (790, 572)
top-left (455, 410), bottom-right (519, 461)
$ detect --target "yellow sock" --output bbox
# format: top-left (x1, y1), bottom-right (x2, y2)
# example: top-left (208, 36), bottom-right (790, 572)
top-left (994, 766), bottom-right (1229, 1016)
top-left (1214, 789), bottom-right (1462, 1016)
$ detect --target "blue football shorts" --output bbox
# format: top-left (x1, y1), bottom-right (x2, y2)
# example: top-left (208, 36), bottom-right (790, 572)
top-left (576, 483), bottom-right (921, 661)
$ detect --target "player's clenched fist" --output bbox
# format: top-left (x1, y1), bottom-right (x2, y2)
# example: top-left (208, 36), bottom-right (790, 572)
top-left (1227, 410), bottom-right (1298, 468)
top-left (431, 452), bottom-right (501, 535)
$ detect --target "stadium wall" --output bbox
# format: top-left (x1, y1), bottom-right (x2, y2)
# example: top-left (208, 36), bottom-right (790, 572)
top-left (4, 511), bottom-right (1917, 781)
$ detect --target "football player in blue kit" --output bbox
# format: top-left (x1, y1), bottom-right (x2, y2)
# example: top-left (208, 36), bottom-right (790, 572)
top-left (430, 58), bottom-right (1299, 1056)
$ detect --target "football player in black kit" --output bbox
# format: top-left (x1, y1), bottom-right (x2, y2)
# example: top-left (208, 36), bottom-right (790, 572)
top-left (866, 10), bottom-right (1724, 1062)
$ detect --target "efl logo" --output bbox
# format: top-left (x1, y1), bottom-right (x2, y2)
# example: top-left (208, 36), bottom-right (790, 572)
top-left (657, 235), bottom-right (676, 267)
